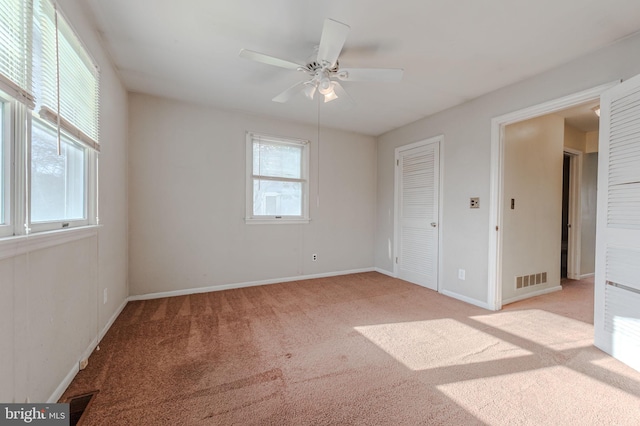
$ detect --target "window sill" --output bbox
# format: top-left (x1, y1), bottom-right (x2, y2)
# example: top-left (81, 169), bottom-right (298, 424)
top-left (245, 218), bottom-right (310, 225)
top-left (0, 225), bottom-right (100, 261)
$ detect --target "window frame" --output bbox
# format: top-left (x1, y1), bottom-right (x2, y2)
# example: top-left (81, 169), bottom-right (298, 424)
top-left (245, 132), bottom-right (310, 224)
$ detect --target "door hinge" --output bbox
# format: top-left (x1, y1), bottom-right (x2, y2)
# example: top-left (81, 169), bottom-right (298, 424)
top-left (396, 159), bottom-right (399, 166)
top-left (395, 257), bottom-right (398, 264)
top-left (496, 226), bottom-right (499, 231)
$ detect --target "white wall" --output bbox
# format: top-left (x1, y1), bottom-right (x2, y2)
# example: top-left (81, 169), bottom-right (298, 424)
top-left (586, 131), bottom-right (599, 153)
top-left (564, 123), bottom-right (586, 152)
top-left (128, 93), bottom-right (376, 296)
top-left (0, 0), bottom-right (128, 403)
top-left (502, 115), bottom-right (564, 301)
top-left (376, 32), bottom-right (640, 307)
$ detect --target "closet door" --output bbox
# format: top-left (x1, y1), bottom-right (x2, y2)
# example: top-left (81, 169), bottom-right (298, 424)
top-left (396, 139), bottom-right (440, 290)
top-left (594, 73), bottom-right (640, 372)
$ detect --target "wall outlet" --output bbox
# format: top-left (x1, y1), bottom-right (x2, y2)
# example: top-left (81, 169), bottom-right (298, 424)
top-left (470, 197), bottom-right (479, 209)
top-left (458, 269), bottom-right (466, 280)
top-left (103, 288), bottom-right (108, 305)
top-left (312, 254), bottom-right (318, 261)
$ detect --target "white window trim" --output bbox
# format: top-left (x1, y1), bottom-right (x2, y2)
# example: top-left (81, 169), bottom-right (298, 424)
top-left (245, 132), bottom-right (310, 224)
top-left (0, 225), bottom-right (99, 261)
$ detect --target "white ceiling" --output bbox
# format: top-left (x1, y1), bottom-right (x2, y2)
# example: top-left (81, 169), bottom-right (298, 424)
top-left (85, 0), bottom-right (640, 136)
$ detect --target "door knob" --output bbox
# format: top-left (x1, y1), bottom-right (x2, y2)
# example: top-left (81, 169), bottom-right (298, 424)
top-left (431, 222), bottom-right (437, 228)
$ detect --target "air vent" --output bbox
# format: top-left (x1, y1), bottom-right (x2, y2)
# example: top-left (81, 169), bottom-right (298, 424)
top-left (515, 272), bottom-right (547, 289)
top-left (66, 391), bottom-right (98, 426)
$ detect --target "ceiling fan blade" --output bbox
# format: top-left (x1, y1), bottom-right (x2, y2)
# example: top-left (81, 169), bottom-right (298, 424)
top-left (272, 81), bottom-right (307, 103)
top-left (336, 68), bottom-right (404, 82)
top-left (239, 49), bottom-right (303, 70)
top-left (327, 81), bottom-right (354, 106)
top-left (316, 18), bottom-right (350, 69)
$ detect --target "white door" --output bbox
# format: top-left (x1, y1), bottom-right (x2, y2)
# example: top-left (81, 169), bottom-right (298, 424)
top-left (594, 73), bottom-right (640, 372)
top-left (395, 139), bottom-right (440, 290)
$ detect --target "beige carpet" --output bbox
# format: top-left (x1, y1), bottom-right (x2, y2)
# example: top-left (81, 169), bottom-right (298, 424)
top-left (62, 273), bottom-right (640, 425)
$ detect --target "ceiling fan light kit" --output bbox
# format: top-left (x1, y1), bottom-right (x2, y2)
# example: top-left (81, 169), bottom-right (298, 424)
top-left (323, 85), bottom-right (338, 103)
top-left (240, 18), bottom-right (403, 104)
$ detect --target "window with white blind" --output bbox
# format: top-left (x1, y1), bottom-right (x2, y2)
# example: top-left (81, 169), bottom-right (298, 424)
top-left (0, 0), bottom-right (100, 237)
top-left (246, 132), bottom-right (310, 224)
top-left (0, 0), bottom-right (34, 106)
top-left (34, 0), bottom-right (100, 149)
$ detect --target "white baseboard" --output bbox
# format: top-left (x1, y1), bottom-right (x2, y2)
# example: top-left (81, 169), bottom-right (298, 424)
top-left (48, 298), bottom-right (128, 403)
top-left (374, 267), bottom-right (396, 278)
top-left (440, 289), bottom-right (493, 310)
top-left (501, 285), bottom-right (562, 306)
top-left (129, 267), bottom-right (377, 301)
top-left (579, 273), bottom-right (595, 279)
top-left (98, 298), bottom-right (129, 342)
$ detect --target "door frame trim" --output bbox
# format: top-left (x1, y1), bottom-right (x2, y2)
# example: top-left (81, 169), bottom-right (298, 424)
top-left (488, 81), bottom-right (618, 310)
top-left (394, 135), bottom-right (444, 291)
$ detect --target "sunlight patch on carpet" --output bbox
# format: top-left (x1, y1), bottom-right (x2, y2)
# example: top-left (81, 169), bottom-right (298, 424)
top-left (354, 319), bottom-right (531, 371)
top-left (436, 365), bottom-right (640, 425)
top-left (469, 309), bottom-right (592, 351)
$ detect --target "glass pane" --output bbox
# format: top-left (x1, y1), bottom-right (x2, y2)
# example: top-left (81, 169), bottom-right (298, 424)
top-left (253, 141), bottom-right (302, 179)
top-left (31, 120), bottom-right (85, 222)
top-left (0, 102), bottom-right (3, 224)
top-left (253, 179), bottom-right (302, 216)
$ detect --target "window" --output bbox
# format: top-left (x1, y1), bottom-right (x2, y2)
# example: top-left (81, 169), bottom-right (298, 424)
top-left (0, 0), bottom-right (100, 237)
top-left (246, 132), bottom-right (309, 223)
top-left (28, 0), bottom-right (100, 232)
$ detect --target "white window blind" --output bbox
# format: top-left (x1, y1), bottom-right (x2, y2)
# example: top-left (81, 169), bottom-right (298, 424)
top-left (0, 0), bottom-right (34, 106)
top-left (34, 0), bottom-right (100, 150)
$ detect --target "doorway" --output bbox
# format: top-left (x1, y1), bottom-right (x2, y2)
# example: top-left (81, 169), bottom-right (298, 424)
top-left (488, 82), bottom-right (614, 310)
top-left (561, 153), bottom-right (571, 279)
top-left (562, 148), bottom-right (583, 281)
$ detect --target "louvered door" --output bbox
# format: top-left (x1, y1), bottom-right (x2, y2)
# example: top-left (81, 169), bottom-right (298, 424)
top-left (396, 141), bottom-right (439, 290)
top-left (595, 74), bottom-right (640, 372)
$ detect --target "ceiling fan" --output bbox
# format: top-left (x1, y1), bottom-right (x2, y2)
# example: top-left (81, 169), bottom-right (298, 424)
top-left (239, 18), bottom-right (403, 104)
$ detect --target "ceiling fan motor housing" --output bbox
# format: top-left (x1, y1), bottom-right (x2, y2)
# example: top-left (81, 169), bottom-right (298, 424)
top-left (304, 60), bottom-right (339, 74)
